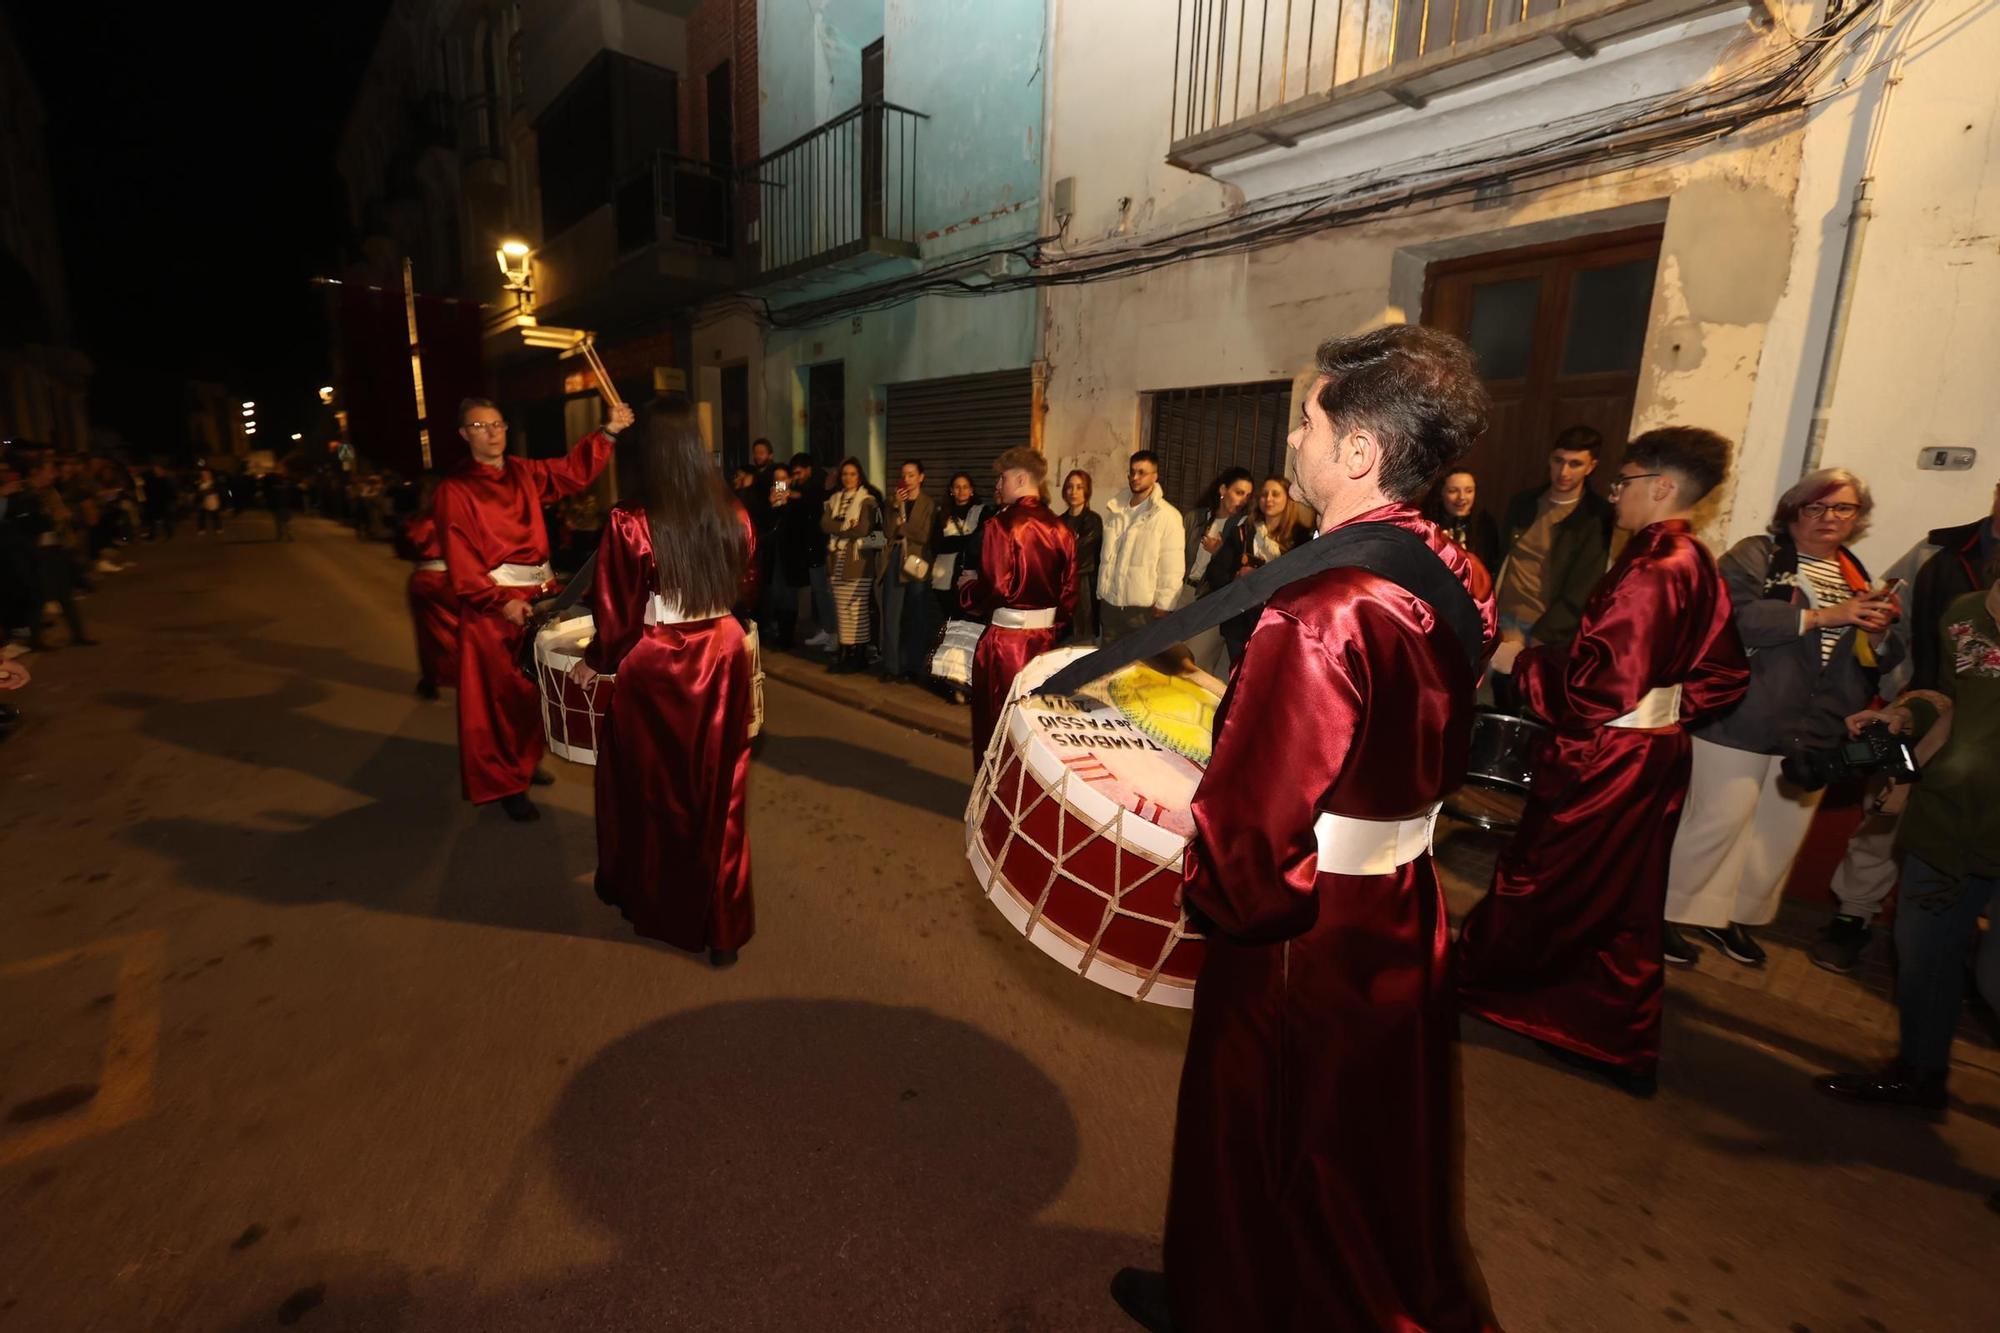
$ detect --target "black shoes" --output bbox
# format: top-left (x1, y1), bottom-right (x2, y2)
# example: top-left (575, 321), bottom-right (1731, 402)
top-left (1110, 1268), bottom-right (1174, 1333)
top-left (530, 766), bottom-right (556, 786)
top-left (415, 679), bottom-right (440, 701)
top-left (1535, 1039), bottom-right (1659, 1098)
top-left (1810, 913), bottom-right (1873, 974)
top-left (1694, 923), bottom-right (1767, 967)
top-left (1661, 923), bottom-right (1702, 967)
top-left (498, 793), bottom-right (540, 823)
top-left (708, 948), bottom-right (739, 969)
top-left (828, 645), bottom-right (864, 675)
top-left (1816, 1065), bottom-right (1948, 1119)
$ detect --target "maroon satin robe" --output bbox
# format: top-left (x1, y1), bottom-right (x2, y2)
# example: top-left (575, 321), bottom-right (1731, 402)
top-left (396, 513), bottom-right (460, 691)
top-left (585, 503), bottom-right (756, 953)
top-left (1166, 505), bottom-right (1499, 1333)
top-left (434, 432), bottom-right (614, 804)
top-left (957, 496), bottom-right (1077, 763)
top-left (1458, 520), bottom-right (1749, 1073)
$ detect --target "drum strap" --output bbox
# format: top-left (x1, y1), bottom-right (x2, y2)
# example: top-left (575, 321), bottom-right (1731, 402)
top-left (513, 544), bottom-right (601, 682)
top-left (1038, 521), bottom-right (1484, 696)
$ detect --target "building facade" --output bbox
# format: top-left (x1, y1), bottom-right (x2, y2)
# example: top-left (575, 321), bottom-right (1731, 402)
top-left (1032, 0), bottom-right (2000, 573)
top-left (730, 0), bottom-right (1049, 493)
top-left (0, 10), bottom-right (89, 452)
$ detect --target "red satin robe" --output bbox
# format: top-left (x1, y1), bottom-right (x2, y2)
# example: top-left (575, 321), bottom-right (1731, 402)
top-left (396, 513), bottom-right (460, 690)
top-left (434, 432), bottom-right (614, 804)
top-left (957, 496), bottom-right (1077, 764)
top-left (1458, 520), bottom-right (1749, 1073)
top-left (585, 503), bottom-right (756, 953)
top-left (1166, 505), bottom-right (1499, 1333)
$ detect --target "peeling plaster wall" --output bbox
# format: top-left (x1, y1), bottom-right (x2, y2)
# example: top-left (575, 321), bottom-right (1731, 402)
top-left (1043, 0), bottom-right (2000, 568)
top-left (1733, 0), bottom-right (2000, 570)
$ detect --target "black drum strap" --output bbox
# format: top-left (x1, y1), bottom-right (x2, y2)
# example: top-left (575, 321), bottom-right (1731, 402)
top-left (1037, 521), bottom-right (1483, 697)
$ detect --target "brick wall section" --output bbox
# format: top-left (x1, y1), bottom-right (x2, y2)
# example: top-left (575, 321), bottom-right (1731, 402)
top-left (680, 0), bottom-right (759, 230)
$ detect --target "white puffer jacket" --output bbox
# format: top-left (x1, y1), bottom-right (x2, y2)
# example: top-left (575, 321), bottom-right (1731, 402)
top-left (1098, 488), bottom-right (1185, 611)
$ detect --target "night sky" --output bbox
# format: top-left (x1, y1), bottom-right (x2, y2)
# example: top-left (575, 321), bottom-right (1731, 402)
top-left (5, 1), bottom-right (393, 452)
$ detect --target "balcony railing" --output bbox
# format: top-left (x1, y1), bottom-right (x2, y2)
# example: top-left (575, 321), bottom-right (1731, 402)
top-left (614, 151), bottom-right (735, 255)
top-left (753, 99), bottom-right (927, 284)
top-left (1174, 0), bottom-right (1587, 143)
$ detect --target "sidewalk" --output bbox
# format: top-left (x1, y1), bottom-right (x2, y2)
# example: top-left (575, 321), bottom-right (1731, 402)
top-left (760, 642), bottom-right (973, 744)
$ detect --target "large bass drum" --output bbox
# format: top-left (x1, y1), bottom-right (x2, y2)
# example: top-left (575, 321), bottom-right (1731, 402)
top-left (534, 613), bottom-right (764, 767)
top-left (964, 647), bottom-right (1217, 1007)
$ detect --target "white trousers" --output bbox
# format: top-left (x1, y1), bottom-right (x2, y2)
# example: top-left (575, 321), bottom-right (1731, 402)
top-left (1664, 737), bottom-right (1825, 929)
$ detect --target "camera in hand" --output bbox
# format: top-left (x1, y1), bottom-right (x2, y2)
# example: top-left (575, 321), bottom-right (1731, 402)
top-left (1780, 722), bottom-right (1920, 792)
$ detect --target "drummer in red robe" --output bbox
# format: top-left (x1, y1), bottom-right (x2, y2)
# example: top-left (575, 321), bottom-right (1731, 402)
top-left (395, 474), bottom-right (460, 701)
top-left (957, 446), bottom-right (1077, 765)
top-left (567, 406), bottom-right (756, 966)
top-left (1458, 427), bottom-right (1750, 1095)
top-left (434, 395), bottom-right (630, 822)
top-left (1113, 326), bottom-right (1499, 1333)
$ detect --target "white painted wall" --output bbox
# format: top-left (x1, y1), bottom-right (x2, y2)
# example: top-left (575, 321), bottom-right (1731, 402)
top-left (1040, 0), bottom-right (2000, 571)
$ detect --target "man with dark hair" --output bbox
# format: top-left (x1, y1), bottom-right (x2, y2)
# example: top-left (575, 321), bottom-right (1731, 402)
top-left (1097, 449), bottom-right (1183, 640)
top-left (435, 395), bottom-right (631, 822)
top-left (1490, 424), bottom-right (1615, 705)
top-left (1459, 427), bottom-right (1749, 1096)
top-left (880, 458), bottom-right (937, 682)
top-left (1113, 324), bottom-right (1500, 1333)
top-left (767, 453), bottom-right (822, 650)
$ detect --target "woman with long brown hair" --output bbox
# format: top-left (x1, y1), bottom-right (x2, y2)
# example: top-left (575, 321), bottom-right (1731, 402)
top-left (569, 404), bottom-right (757, 966)
top-left (1211, 475), bottom-right (1314, 668)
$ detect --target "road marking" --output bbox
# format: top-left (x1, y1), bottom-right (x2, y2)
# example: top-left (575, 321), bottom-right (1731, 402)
top-left (0, 931), bottom-right (164, 1166)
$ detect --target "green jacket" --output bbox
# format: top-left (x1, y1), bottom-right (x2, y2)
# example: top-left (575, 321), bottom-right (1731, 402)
top-left (1898, 590), bottom-right (2000, 881)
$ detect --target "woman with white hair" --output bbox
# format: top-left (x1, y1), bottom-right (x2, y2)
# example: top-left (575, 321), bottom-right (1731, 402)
top-left (1663, 468), bottom-right (1907, 966)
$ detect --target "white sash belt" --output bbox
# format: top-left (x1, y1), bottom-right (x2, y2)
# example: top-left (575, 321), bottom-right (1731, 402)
top-left (488, 561), bottom-right (554, 588)
top-left (645, 593), bottom-right (727, 627)
top-left (1607, 684), bottom-right (1683, 730)
top-left (414, 559), bottom-right (447, 573)
top-left (991, 607), bottom-right (1057, 630)
top-left (1313, 804), bottom-right (1440, 876)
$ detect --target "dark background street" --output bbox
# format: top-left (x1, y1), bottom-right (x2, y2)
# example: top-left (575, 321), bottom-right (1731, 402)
top-left (2, 520), bottom-right (1996, 1331)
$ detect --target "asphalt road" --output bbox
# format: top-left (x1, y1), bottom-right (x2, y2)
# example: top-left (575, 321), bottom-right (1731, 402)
top-left (2, 515), bottom-right (1996, 1332)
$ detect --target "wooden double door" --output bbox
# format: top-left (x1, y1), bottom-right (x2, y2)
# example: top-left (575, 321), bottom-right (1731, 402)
top-left (1423, 225), bottom-right (1662, 512)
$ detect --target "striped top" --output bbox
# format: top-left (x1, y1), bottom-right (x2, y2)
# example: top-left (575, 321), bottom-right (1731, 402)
top-left (1798, 554), bottom-right (1853, 664)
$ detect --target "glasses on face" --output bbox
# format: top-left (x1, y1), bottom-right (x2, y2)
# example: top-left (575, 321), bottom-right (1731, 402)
top-left (464, 419), bottom-right (507, 433)
top-left (1799, 502), bottom-right (1861, 520)
top-left (1607, 472), bottom-right (1662, 496)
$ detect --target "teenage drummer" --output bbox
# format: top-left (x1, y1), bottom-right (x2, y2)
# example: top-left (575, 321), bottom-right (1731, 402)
top-left (1458, 428), bottom-right (1749, 1096)
top-left (435, 396), bottom-right (628, 823)
top-left (956, 447), bottom-right (1077, 767)
top-left (565, 404), bottom-right (757, 967)
top-left (1112, 326), bottom-right (1500, 1333)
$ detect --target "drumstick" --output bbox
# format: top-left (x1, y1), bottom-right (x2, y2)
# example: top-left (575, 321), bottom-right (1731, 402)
top-left (577, 338), bottom-right (624, 412)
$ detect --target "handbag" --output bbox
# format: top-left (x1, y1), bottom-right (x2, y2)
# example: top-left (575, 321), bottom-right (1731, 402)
top-left (928, 617), bottom-right (985, 687)
top-left (902, 552), bottom-right (931, 581)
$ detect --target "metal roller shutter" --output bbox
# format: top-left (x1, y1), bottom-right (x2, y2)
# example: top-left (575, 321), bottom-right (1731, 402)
top-left (1148, 381), bottom-right (1294, 505)
top-left (884, 368), bottom-right (1034, 502)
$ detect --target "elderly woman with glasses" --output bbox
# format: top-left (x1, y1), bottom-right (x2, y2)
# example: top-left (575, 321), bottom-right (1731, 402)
top-left (1662, 467), bottom-right (1907, 968)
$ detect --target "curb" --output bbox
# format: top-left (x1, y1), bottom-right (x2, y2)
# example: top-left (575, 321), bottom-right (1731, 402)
top-left (761, 649), bottom-right (974, 745)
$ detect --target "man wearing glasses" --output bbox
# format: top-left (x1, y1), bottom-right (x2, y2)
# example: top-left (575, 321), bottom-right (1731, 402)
top-left (1459, 429), bottom-right (1749, 1097)
top-left (435, 395), bottom-right (633, 822)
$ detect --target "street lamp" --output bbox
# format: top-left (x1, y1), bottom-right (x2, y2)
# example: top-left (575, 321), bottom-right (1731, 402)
top-left (318, 386), bottom-right (334, 404)
top-left (290, 433), bottom-right (303, 442)
top-left (496, 238), bottom-right (533, 296)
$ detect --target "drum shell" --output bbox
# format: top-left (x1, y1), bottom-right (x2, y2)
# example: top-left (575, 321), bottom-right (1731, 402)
top-left (964, 647), bottom-right (1205, 1007)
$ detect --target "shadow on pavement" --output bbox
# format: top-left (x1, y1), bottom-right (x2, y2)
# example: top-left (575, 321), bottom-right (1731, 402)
top-left (211, 1000), bottom-right (1148, 1332)
top-left (1463, 996), bottom-right (2000, 1199)
top-left (753, 730), bottom-right (970, 822)
top-left (100, 679), bottom-right (644, 947)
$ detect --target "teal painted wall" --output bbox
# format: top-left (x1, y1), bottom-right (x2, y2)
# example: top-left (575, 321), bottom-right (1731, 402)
top-left (756, 0), bottom-right (1047, 480)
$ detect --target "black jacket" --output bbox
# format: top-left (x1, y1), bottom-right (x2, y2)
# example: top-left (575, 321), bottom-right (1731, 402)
top-left (1910, 517), bottom-right (1997, 691)
top-left (1499, 484), bottom-right (1615, 649)
top-left (1425, 506), bottom-right (1500, 574)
